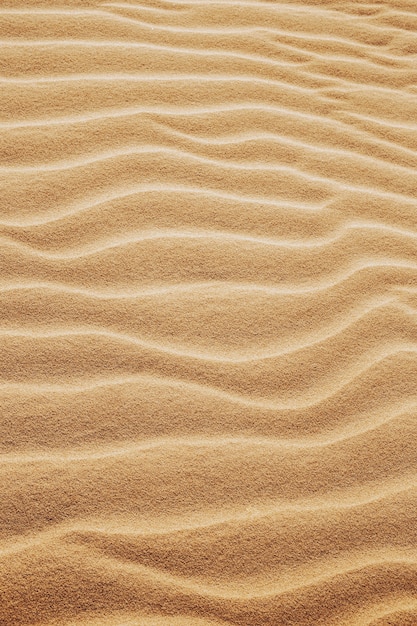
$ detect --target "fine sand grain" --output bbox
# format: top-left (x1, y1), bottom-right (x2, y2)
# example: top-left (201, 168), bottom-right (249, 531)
top-left (1, 1), bottom-right (417, 624)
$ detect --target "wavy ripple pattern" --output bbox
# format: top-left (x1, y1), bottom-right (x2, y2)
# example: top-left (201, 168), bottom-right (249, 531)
top-left (1, 0), bottom-right (417, 624)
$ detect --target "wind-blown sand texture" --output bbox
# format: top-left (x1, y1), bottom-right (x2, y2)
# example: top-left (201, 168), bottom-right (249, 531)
top-left (1, 0), bottom-right (417, 624)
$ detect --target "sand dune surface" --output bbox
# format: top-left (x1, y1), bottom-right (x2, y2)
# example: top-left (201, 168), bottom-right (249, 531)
top-left (1, 0), bottom-right (417, 624)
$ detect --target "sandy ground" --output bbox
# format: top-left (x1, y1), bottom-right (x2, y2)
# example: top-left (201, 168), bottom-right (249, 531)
top-left (1, 0), bottom-right (417, 624)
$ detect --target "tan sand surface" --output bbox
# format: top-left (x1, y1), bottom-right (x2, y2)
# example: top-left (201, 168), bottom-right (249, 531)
top-left (1, 0), bottom-right (417, 624)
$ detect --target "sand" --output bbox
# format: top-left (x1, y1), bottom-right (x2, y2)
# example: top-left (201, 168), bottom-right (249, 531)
top-left (1, 0), bottom-right (417, 624)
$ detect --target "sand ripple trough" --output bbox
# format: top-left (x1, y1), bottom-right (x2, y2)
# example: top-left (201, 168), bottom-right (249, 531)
top-left (1, 0), bottom-right (417, 624)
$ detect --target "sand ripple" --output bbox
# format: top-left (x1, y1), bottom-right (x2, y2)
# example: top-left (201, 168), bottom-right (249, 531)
top-left (1, 0), bottom-right (417, 624)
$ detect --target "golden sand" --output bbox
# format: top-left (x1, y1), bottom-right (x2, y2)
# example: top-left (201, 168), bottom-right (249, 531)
top-left (1, 0), bottom-right (417, 624)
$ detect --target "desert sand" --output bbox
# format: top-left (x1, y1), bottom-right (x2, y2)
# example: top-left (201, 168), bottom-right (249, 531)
top-left (1, 0), bottom-right (417, 624)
